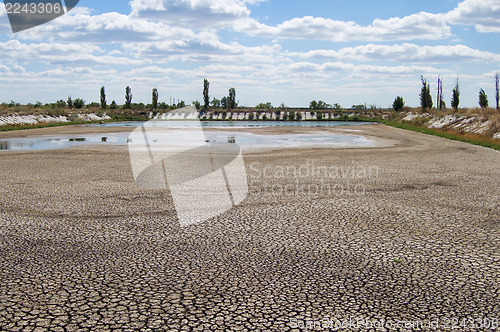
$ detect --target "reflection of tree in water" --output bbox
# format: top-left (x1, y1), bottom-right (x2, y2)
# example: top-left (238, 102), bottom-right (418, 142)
top-left (0, 141), bottom-right (10, 150)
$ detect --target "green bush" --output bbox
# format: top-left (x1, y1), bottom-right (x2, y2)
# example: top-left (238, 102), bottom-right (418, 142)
top-left (393, 96), bottom-right (405, 112)
top-left (55, 100), bottom-right (66, 108)
top-left (73, 98), bottom-right (85, 109)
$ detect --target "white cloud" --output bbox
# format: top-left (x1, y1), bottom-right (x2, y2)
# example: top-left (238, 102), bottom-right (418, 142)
top-left (0, 40), bottom-right (144, 66)
top-left (124, 35), bottom-right (282, 64)
top-left (292, 44), bottom-right (500, 63)
top-left (1, 5), bottom-right (282, 66)
top-left (0, 40), bottom-right (99, 57)
top-left (282, 61), bottom-right (440, 76)
top-left (130, 0), bottom-right (166, 12)
top-left (13, 7), bottom-right (197, 43)
top-left (130, 0), bottom-right (252, 29)
top-left (0, 66), bottom-right (117, 85)
top-left (0, 0), bottom-right (497, 108)
top-left (12, 64), bottom-right (25, 73)
top-left (235, 12), bottom-right (451, 42)
top-left (446, 0), bottom-right (500, 33)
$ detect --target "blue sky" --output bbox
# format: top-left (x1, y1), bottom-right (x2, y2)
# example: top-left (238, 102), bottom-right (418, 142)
top-left (0, 0), bottom-right (499, 108)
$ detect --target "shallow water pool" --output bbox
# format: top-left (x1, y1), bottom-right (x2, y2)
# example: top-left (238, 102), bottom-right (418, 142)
top-left (88, 121), bottom-right (373, 129)
top-left (0, 121), bottom-right (376, 151)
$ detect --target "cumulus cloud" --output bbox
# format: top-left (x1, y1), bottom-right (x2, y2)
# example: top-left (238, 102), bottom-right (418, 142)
top-left (124, 35), bottom-right (282, 64)
top-left (0, 40), bottom-right (99, 57)
top-left (293, 44), bottom-right (500, 63)
top-left (282, 61), bottom-right (440, 76)
top-left (13, 7), bottom-right (197, 43)
top-left (115, 61), bottom-right (440, 92)
top-left (0, 0), bottom-right (497, 107)
top-left (130, 0), bottom-right (253, 29)
top-left (446, 0), bottom-right (500, 33)
top-left (235, 12), bottom-right (451, 42)
top-left (0, 40), bottom-right (144, 66)
top-left (0, 66), bottom-right (117, 85)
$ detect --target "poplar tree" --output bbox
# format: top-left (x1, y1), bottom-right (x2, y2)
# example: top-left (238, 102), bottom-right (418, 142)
top-left (100, 86), bottom-right (107, 109)
top-left (479, 89), bottom-right (488, 108)
top-left (152, 88), bottom-right (158, 109)
top-left (203, 79), bottom-right (210, 111)
top-left (451, 78), bottom-right (460, 111)
top-left (420, 76), bottom-right (433, 110)
top-left (228, 88), bottom-right (236, 110)
top-left (125, 86), bottom-right (132, 109)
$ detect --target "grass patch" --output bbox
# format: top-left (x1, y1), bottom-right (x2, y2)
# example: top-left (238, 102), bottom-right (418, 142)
top-left (383, 120), bottom-right (500, 151)
top-left (110, 115), bottom-right (147, 122)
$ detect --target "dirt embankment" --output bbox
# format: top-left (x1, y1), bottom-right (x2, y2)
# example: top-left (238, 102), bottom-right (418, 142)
top-left (401, 109), bottom-right (500, 139)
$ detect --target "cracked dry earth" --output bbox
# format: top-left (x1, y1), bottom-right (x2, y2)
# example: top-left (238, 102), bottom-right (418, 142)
top-left (0, 124), bottom-right (499, 331)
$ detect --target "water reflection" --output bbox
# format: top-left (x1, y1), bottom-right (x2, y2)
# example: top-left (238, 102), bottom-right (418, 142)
top-left (0, 130), bottom-right (375, 152)
top-left (0, 141), bottom-right (10, 150)
top-left (89, 120), bottom-right (373, 129)
top-left (0, 135), bottom-right (124, 151)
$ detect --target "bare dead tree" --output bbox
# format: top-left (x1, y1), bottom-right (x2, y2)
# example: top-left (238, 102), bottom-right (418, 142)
top-left (436, 76), bottom-right (444, 110)
top-left (437, 77), bottom-right (441, 109)
top-left (496, 73), bottom-right (499, 110)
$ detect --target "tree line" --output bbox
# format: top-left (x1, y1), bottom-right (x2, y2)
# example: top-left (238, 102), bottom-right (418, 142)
top-left (5, 75), bottom-right (499, 112)
top-left (198, 79), bottom-right (238, 113)
top-left (393, 73), bottom-right (500, 111)
top-left (62, 86), bottom-right (189, 111)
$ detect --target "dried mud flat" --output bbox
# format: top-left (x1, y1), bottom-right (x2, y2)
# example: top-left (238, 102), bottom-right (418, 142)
top-left (0, 124), bottom-right (499, 331)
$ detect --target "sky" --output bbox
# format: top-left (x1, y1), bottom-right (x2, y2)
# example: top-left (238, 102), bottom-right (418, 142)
top-left (0, 0), bottom-right (499, 108)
